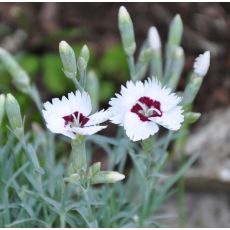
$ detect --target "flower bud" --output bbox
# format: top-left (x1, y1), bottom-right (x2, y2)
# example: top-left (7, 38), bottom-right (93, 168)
top-left (168, 14), bottom-right (183, 47)
top-left (77, 45), bottom-right (90, 71)
top-left (0, 48), bottom-right (30, 93)
top-left (59, 40), bottom-right (77, 79)
top-left (88, 162), bottom-right (101, 178)
top-left (11, 69), bottom-right (30, 93)
top-left (184, 112), bottom-right (201, 124)
top-left (183, 74), bottom-right (203, 107)
top-left (193, 51), bottom-right (210, 77)
top-left (0, 94), bottom-right (5, 125)
top-left (5, 93), bottom-right (24, 138)
top-left (148, 26), bottom-right (161, 51)
top-left (86, 70), bottom-right (99, 112)
top-left (118, 6), bottom-right (136, 56)
top-left (183, 51), bottom-right (210, 106)
top-left (168, 46), bottom-right (185, 89)
top-left (64, 173), bottom-right (80, 183)
top-left (91, 171), bottom-right (125, 184)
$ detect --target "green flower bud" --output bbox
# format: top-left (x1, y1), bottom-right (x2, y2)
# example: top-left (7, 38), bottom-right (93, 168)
top-left (91, 171), bottom-right (125, 184)
top-left (164, 15), bottom-right (183, 83)
top-left (5, 93), bottom-right (24, 138)
top-left (59, 40), bottom-right (77, 79)
top-left (0, 94), bottom-right (5, 125)
top-left (0, 48), bottom-right (30, 93)
top-left (185, 112), bottom-right (201, 124)
top-left (168, 46), bottom-right (185, 89)
top-left (77, 45), bottom-right (90, 71)
top-left (168, 14), bottom-right (183, 47)
top-left (64, 173), bottom-right (80, 184)
top-left (183, 74), bottom-right (203, 107)
top-left (118, 6), bottom-right (136, 56)
top-left (86, 70), bottom-right (99, 112)
top-left (88, 162), bottom-right (101, 178)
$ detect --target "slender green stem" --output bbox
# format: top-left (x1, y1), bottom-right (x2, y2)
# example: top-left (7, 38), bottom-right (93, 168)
top-left (138, 137), bottom-right (155, 227)
top-left (175, 124), bottom-right (188, 227)
top-left (27, 85), bottom-right (43, 113)
top-left (128, 55), bottom-right (136, 81)
top-left (72, 78), bottom-right (84, 92)
top-left (178, 151), bottom-right (185, 227)
top-left (81, 186), bottom-right (98, 227)
top-left (60, 181), bottom-right (66, 228)
top-left (68, 135), bottom-right (87, 176)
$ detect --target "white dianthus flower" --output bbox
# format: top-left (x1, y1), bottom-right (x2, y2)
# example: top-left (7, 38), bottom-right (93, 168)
top-left (109, 78), bottom-right (184, 141)
top-left (193, 51), bottom-right (210, 77)
top-left (42, 90), bottom-right (108, 138)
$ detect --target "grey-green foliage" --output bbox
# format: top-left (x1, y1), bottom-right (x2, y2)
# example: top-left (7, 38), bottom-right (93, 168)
top-left (0, 6), bottom-right (209, 228)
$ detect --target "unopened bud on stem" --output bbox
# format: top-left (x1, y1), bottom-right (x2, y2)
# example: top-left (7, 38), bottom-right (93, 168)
top-left (91, 171), bottom-right (125, 184)
top-left (59, 40), bottom-right (77, 79)
top-left (118, 6), bottom-right (136, 56)
top-left (86, 70), bottom-right (99, 112)
top-left (5, 93), bottom-right (24, 138)
top-left (0, 48), bottom-right (30, 93)
top-left (77, 45), bottom-right (90, 71)
top-left (168, 14), bottom-right (183, 47)
top-left (148, 26), bottom-right (161, 51)
top-left (193, 51), bottom-right (210, 77)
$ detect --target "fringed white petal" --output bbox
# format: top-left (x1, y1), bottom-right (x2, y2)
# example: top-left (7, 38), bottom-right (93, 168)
top-left (42, 90), bottom-right (107, 138)
top-left (109, 80), bottom-right (144, 124)
top-left (71, 125), bottom-right (107, 135)
top-left (109, 77), bottom-right (184, 141)
top-left (144, 78), bottom-right (182, 111)
top-left (68, 91), bottom-right (92, 116)
top-left (154, 106), bottom-right (184, 130)
top-left (124, 112), bottom-right (159, 141)
top-left (86, 110), bottom-right (110, 126)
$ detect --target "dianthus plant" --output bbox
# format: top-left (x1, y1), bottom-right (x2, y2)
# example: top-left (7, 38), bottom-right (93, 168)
top-left (0, 6), bottom-right (210, 227)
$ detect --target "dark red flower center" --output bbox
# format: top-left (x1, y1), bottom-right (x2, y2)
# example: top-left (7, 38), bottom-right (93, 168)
top-left (131, 96), bottom-right (162, 122)
top-left (63, 111), bottom-right (89, 128)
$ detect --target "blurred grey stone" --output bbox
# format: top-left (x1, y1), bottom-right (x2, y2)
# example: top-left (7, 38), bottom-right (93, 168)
top-left (161, 107), bottom-right (230, 227)
top-left (185, 107), bottom-right (230, 187)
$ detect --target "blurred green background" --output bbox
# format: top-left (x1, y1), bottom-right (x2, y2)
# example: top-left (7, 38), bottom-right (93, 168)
top-left (0, 2), bottom-right (230, 121)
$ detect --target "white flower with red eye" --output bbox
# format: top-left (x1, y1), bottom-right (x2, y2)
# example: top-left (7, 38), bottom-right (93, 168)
top-left (42, 90), bottom-right (108, 138)
top-left (109, 78), bottom-right (184, 141)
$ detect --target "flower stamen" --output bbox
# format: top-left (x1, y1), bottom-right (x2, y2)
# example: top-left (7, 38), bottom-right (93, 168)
top-left (131, 96), bottom-right (162, 122)
top-left (63, 111), bottom-right (89, 128)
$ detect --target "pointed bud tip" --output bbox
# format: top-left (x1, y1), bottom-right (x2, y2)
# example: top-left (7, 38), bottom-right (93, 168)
top-left (6, 93), bottom-right (14, 101)
top-left (193, 51), bottom-right (210, 77)
top-left (148, 26), bottom-right (161, 50)
top-left (110, 172), bottom-right (125, 181)
top-left (119, 6), bottom-right (128, 14)
top-left (81, 44), bottom-right (90, 60)
top-left (59, 40), bottom-right (70, 50)
top-left (175, 46), bottom-right (184, 57)
top-left (118, 6), bottom-right (129, 20)
top-left (174, 14), bottom-right (182, 23)
top-left (0, 94), bottom-right (5, 101)
top-left (59, 40), bottom-right (68, 46)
